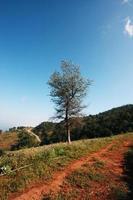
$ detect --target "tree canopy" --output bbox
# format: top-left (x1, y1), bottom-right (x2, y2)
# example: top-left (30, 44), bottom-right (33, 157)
top-left (48, 60), bottom-right (91, 143)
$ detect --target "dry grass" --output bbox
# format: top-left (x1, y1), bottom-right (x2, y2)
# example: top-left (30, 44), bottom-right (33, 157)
top-left (0, 132), bottom-right (18, 150)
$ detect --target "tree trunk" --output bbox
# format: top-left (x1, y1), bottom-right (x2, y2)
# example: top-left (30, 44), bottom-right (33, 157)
top-left (65, 104), bottom-right (71, 144)
top-left (67, 128), bottom-right (71, 144)
top-left (65, 117), bottom-right (71, 144)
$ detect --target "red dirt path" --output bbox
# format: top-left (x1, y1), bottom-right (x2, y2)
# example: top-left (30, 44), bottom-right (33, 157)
top-left (56, 140), bottom-right (132, 200)
top-left (9, 139), bottom-right (132, 200)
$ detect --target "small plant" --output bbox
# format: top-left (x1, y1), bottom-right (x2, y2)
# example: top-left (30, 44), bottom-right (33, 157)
top-left (0, 149), bottom-right (5, 157)
top-left (93, 159), bottom-right (105, 169)
top-left (0, 165), bottom-right (12, 175)
top-left (86, 169), bottom-right (105, 182)
top-left (54, 148), bottom-right (65, 156)
top-left (67, 169), bottom-right (91, 189)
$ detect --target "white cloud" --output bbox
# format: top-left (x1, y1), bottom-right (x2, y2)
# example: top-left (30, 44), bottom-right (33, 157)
top-left (122, 0), bottom-right (132, 5)
top-left (124, 17), bottom-right (133, 37)
top-left (122, 0), bottom-right (129, 4)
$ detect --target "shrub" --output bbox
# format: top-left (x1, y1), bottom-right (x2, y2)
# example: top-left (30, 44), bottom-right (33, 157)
top-left (11, 131), bottom-right (39, 150)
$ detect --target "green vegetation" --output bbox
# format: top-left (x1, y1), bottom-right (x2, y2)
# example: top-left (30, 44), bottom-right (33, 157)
top-left (4, 105), bottom-right (130, 149)
top-left (11, 130), bottom-right (40, 150)
top-left (92, 159), bottom-right (105, 169)
top-left (67, 168), bottom-right (105, 188)
top-left (0, 133), bottom-right (132, 199)
top-left (33, 105), bottom-right (133, 145)
top-left (45, 161), bottom-right (107, 200)
top-left (82, 104), bottom-right (133, 138)
top-left (32, 122), bottom-right (57, 144)
top-left (0, 133), bottom-right (125, 200)
top-left (48, 60), bottom-right (91, 143)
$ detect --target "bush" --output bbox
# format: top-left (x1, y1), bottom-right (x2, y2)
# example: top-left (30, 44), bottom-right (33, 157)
top-left (11, 131), bottom-right (39, 150)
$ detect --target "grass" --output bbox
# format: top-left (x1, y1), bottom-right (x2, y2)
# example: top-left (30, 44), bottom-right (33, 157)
top-left (0, 133), bottom-right (133, 199)
top-left (53, 161), bottom-right (107, 200)
top-left (42, 189), bottom-right (81, 200)
top-left (91, 158), bottom-right (105, 169)
top-left (66, 168), bottom-right (105, 187)
top-left (106, 144), bottom-right (133, 200)
top-left (67, 169), bottom-right (91, 188)
top-left (0, 132), bottom-right (18, 150)
top-left (49, 133), bottom-right (133, 200)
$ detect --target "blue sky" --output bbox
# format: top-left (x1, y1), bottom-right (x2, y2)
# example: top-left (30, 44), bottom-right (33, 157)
top-left (0, 0), bottom-right (133, 130)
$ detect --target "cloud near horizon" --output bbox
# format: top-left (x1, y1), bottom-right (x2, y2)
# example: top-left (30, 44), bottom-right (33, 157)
top-left (124, 17), bottom-right (133, 37)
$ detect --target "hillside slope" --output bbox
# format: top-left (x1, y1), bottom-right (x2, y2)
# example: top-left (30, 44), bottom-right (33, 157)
top-left (0, 133), bottom-right (131, 200)
top-left (33, 104), bottom-right (133, 144)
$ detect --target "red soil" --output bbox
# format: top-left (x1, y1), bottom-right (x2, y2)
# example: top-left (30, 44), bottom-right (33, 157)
top-left (58, 140), bottom-right (132, 200)
top-left (9, 139), bottom-right (132, 200)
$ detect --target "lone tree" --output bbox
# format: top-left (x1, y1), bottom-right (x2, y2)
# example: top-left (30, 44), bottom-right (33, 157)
top-left (48, 60), bottom-right (91, 143)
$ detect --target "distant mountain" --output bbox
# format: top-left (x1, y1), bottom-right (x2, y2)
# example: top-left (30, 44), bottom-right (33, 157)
top-left (32, 104), bottom-right (133, 144)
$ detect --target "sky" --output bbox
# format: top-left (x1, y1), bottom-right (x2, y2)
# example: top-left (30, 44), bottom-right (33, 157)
top-left (0, 0), bottom-right (133, 130)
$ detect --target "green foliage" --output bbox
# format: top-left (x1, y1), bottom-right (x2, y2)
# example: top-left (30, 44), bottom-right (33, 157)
top-left (11, 131), bottom-right (39, 150)
top-left (32, 105), bottom-right (133, 145)
top-left (32, 122), bottom-right (56, 144)
top-left (82, 104), bottom-right (133, 138)
top-left (48, 60), bottom-right (91, 143)
top-left (48, 60), bottom-right (91, 120)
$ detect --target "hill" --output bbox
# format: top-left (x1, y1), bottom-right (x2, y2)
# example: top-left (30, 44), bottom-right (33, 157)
top-left (32, 104), bottom-right (133, 144)
top-left (0, 133), bottom-right (133, 199)
top-left (82, 104), bottom-right (133, 138)
top-left (0, 104), bottom-right (132, 150)
top-left (0, 127), bottom-right (40, 151)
